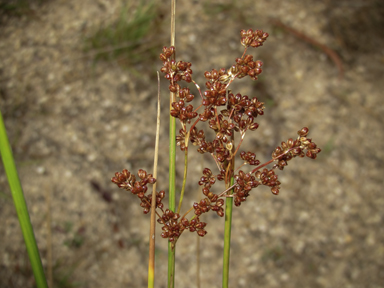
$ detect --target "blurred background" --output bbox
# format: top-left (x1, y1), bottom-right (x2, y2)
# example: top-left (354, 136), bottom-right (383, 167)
top-left (0, 0), bottom-right (383, 287)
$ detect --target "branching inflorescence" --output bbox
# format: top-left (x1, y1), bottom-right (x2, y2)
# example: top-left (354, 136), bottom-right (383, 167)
top-left (111, 29), bottom-right (321, 245)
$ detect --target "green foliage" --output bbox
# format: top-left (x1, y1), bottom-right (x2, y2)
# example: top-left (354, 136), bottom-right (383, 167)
top-left (322, 137), bottom-right (334, 156)
top-left (85, 0), bottom-right (161, 67)
top-left (203, 2), bottom-right (236, 15)
top-left (0, 109), bottom-right (48, 287)
top-left (202, 1), bottom-right (250, 26)
top-left (0, 0), bottom-right (47, 18)
top-left (0, 189), bottom-right (12, 200)
top-left (262, 245), bottom-right (285, 263)
top-left (0, 0), bottom-right (30, 15)
top-left (53, 260), bottom-right (81, 288)
top-left (62, 222), bottom-right (85, 249)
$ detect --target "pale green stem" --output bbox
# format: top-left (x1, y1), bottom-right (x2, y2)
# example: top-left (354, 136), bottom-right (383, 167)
top-left (222, 133), bottom-right (235, 288)
top-left (168, 0), bottom-right (177, 286)
top-left (222, 176), bottom-right (234, 288)
top-left (0, 110), bottom-right (48, 288)
top-left (177, 144), bottom-right (188, 214)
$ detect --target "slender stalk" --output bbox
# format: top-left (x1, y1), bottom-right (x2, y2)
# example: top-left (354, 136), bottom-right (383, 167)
top-left (177, 141), bottom-right (188, 214)
top-left (217, 145), bottom-right (302, 199)
top-left (148, 72), bottom-right (162, 288)
top-left (168, 0), bottom-right (177, 287)
top-left (168, 119), bottom-right (176, 288)
top-left (222, 176), bottom-right (234, 288)
top-left (0, 110), bottom-right (48, 288)
top-left (196, 157), bottom-right (204, 288)
top-left (222, 135), bottom-right (235, 288)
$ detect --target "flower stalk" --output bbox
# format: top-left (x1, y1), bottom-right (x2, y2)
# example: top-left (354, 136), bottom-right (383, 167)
top-left (111, 26), bottom-right (321, 287)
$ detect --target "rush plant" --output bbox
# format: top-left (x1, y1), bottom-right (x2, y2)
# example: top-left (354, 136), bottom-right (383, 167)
top-left (0, 2), bottom-right (321, 288)
top-left (111, 27), bottom-right (321, 288)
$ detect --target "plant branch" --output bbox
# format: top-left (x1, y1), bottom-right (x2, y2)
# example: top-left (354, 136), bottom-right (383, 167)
top-left (177, 132), bottom-right (189, 214)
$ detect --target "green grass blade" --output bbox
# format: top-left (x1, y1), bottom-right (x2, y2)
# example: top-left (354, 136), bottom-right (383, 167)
top-left (0, 110), bottom-right (48, 288)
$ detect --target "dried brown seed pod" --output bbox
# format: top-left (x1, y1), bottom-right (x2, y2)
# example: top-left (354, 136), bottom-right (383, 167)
top-left (298, 127), bottom-right (309, 137)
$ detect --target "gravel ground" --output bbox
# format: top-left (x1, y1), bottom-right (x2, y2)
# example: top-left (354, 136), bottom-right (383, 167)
top-left (1, 0), bottom-right (383, 287)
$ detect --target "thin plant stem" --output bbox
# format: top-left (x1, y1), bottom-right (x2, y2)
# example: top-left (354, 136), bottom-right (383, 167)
top-left (181, 206), bottom-right (194, 221)
top-left (148, 72), bottom-right (161, 288)
top-left (196, 157), bottom-right (204, 288)
top-left (168, 0), bottom-right (177, 287)
top-left (168, 114), bottom-right (177, 288)
top-left (177, 137), bottom-right (189, 214)
top-left (222, 176), bottom-right (234, 288)
top-left (0, 110), bottom-right (48, 288)
top-left (217, 145), bottom-right (301, 199)
top-left (222, 134), bottom-right (235, 288)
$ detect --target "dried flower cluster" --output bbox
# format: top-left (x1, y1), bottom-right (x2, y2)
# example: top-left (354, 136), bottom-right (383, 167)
top-left (111, 29), bottom-right (321, 244)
